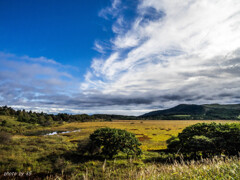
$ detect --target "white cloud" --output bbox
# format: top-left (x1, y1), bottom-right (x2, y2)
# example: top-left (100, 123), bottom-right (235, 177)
top-left (93, 41), bottom-right (106, 54)
top-left (83, 0), bottom-right (240, 112)
top-left (0, 52), bottom-right (81, 108)
top-left (98, 0), bottom-right (122, 19)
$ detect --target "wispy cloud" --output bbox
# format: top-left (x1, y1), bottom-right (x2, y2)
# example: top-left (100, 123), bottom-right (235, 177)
top-left (0, 52), bottom-right (154, 115)
top-left (98, 0), bottom-right (122, 19)
top-left (82, 0), bottom-right (240, 114)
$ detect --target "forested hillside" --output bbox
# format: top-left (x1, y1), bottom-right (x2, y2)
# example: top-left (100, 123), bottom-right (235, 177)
top-left (1, 104), bottom-right (240, 126)
top-left (140, 104), bottom-right (240, 120)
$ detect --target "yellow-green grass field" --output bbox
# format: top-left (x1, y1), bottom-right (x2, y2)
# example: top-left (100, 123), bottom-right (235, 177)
top-left (25, 119), bottom-right (239, 151)
top-left (1, 115), bottom-right (239, 151)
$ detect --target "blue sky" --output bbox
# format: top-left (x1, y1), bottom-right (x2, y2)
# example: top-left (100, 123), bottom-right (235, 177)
top-left (1, 0), bottom-right (240, 115)
top-left (0, 0), bottom-right (113, 77)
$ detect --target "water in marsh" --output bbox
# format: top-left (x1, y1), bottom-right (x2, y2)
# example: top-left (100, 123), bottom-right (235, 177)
top-left (45, 129), bottom-right (81, 135)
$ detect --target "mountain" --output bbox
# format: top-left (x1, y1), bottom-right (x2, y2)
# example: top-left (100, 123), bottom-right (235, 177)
top-left (140, 104), bottom-right (240, 120)
top-left (1, 104), bottom-right (240, 121)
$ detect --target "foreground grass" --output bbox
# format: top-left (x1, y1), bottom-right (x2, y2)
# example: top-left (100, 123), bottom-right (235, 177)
top-left (0, 135), bottom-right (77, 174)
top-left (43, 156), bottom-right (240, 180)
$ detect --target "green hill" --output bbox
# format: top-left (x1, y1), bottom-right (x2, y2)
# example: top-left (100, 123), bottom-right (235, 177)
top-left (140, 104), bottom-right (240, 120)
top-left (1, 104), bottom-right (240, 122)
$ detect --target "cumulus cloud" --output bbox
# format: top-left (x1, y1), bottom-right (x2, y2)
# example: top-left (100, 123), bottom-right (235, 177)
top-left (82, 0), bottom-right (240, 114)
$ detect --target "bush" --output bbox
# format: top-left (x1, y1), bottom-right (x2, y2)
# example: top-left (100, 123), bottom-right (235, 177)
top-left (80, 128), bottom-right (142, 158)
top-left (166, 136), bottom-right (181, 152)
top-left (167, 123), bottom-right (240, 157)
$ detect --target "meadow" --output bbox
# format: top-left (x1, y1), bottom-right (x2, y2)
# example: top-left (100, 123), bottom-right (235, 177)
top-left (0, 115), bottom-right (239, 179)
top-left (50, 119), bottom-right (238, 150)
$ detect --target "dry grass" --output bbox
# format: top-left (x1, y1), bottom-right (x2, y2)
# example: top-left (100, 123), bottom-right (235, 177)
top-left (44, 156), bottom-right (240, 180)
top-left (98, 156), bottom-right (240, 180)
top-left (52, 120), bottom-right (238, 150)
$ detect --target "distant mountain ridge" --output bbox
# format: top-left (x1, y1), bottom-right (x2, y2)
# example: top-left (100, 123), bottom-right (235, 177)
top-left (1, 104), bottom-right (240, 121)
top-left (140, 104), bottom-right (240, 120)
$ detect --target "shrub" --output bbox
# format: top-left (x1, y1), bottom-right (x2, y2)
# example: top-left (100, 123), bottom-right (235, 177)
top-left (167, 123), bottom-right (240, 157)
top-left (167, 136), bottom-right (181, 152)
top-left (81, 128), bottom-right (142, 158)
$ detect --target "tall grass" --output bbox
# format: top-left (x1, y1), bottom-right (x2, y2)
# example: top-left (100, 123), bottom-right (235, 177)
top-left (43, 156), bottom-right (240, 180)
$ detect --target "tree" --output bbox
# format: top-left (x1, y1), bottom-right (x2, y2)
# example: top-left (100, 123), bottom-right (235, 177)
top-left (167, 123), bottom-right (240, 158)
top-left (82, 128), bottom-right (142, 158)
top-left (167, 136), bottom-right (181, 152)
top-left (38, 115), bottom-right (47, 126)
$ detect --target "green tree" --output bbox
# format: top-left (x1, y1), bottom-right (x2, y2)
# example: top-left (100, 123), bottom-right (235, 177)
top-left (167, 136), bottom-right (181, 152)
top-left (85, 128), bottom-right (142, 158)
top-left (167, 123), bottom-right (240, 158)
top-left (38, 115), bottom-right (47, 126)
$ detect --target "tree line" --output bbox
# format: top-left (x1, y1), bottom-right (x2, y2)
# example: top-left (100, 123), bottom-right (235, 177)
top-left (0, 106), bottom-right (100, 126)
